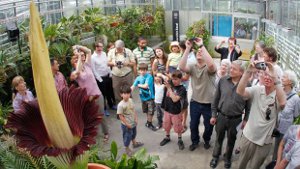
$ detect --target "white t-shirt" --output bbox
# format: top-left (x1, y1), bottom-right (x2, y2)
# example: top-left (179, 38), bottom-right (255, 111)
top-left (154, 84), bottom-right (165, 104)
top-left (243, 86), bottom-right (280, 146)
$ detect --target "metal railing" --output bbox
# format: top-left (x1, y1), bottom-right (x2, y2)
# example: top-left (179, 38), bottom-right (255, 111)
top-left (264, 20), bottom-right (300, 79)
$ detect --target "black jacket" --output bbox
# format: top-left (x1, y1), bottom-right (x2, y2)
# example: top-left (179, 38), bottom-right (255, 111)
top-left (215, 47), bottom-right (242, 61)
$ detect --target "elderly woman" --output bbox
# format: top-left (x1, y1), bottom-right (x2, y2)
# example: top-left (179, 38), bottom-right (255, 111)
top-left (272, 70), bottom-right (300, 162)
top-left (70, 45), bottom-right (109, 142)
top-left (215, 59), bottom-right (231, 85)
top-left (11, 76), bottom-right (35, 112)
top-left (107, 40), bottom-right (136, 104)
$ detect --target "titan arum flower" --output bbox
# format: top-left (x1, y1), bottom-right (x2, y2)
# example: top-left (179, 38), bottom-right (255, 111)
top-left (5, 1), bottom-right (101, 168)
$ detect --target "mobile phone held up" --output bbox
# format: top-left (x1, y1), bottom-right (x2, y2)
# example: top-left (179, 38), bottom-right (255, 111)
top-left (255, 62), bottom-right (266, 70)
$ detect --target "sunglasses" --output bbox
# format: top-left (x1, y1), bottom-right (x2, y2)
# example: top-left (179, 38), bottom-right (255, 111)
top-left (96, 45), bottom-right (103, 47)
top-left (265, 107), bottom-right (271, 120)
top-left (265, 102), bottom-right (275, 121)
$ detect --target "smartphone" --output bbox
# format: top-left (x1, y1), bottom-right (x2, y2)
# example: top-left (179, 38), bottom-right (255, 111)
top-left (255, 62), bottom-right (266, 70)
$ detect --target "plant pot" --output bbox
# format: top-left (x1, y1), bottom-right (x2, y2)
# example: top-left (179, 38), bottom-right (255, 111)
top-left (88, 163), bottom-right (111, 169)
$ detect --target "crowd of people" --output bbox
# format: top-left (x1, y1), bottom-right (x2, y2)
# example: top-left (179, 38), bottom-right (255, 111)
top-left (11, 36), bottom-right (300, 169)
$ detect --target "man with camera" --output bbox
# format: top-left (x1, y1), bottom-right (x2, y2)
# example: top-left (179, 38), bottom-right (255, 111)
top-left (107, 40), bottom-right (136, 104)
top-left (179, 38), bottom-right (217, 151)
top-left (236, 60), bottom-right (286, 169)
top-left (209, 60), bottom-right (251, 169)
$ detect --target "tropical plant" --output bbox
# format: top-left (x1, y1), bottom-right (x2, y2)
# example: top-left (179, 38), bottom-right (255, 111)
top-left (0, 135), bottom-right (56, 169)
top-left (49, 43), bottom-right (72, 65)
top-left (91, 141), bottom-right (159, 169)
top-left (0, 102), bottom-right (13, 135)
top-left (5, 4), bottom-right (102, 169)
top-left (186, 20), bottom-right (211, 48)
top-left (0, 50), bottom-right (13, 84)
top-left (44, 24), bottom-right (60, 44)
top-left (258, 32), bottom-right (274, 47)
top-left (250, 32), bottom-right (275, 55)
top-left (153, 5), bottom-right (167, 41)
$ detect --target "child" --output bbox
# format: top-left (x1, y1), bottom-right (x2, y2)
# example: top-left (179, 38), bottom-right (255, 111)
top-left (11, 76), bottom-right (35, 112)
top-left (154, 75), bottom-right (165, 129)
top-left (117, 84), bottom-right (143, 156)
top-left (159, 70), bottom-right (186, 150)
top-left (131, 63), bottom-right (156, 131)
top-left (166, 41), bottom-right (182, 74)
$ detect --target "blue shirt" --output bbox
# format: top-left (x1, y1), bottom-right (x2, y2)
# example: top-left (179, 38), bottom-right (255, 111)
top-left (133, 73), bottom-right (154, 101)
top-left (278, 91), bottom-right (300, 134)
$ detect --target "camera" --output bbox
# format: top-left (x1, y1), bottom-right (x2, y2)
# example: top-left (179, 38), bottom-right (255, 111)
top-left (255, 62), bottom-right (266, 70)
top-left (116, 61), bottom-right (123, 68)
top-left (188, 37), bottom-right (196, 42)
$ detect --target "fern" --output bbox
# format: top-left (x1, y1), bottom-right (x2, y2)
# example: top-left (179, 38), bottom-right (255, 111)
top-left (0, 135), bottom-right (55, 169)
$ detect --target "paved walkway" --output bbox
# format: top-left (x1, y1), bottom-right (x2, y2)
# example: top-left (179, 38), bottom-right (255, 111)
top-left (99, 59), bottom-right (273, 169)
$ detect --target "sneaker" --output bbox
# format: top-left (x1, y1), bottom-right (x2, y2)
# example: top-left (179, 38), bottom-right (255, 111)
top-left (210, 157), bottom-right (219, 168)
top-left (189, 143), bottom-right (199, 151)
top-left (132, 142), bottom-right (144, 148)
top-left (204, 142), bottom-right (210, 149)
top-left (160, 138), bottom-right (171, 146)
top-left (145, 122), bottom-right (149, 127)
top-left (224, 160), bottom-right (231, 169)
top-left (147, 123), bottom-right (157, 131)
top-left (178, 140), bottom-right (185, 150)
top-left (104, 110), bottom-right (110, 116)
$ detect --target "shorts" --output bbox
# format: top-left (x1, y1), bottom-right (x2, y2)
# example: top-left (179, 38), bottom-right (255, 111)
top-left (142, 100), bottom-right (155, 115)
top-left (163, 111), bottom-right (183, 133)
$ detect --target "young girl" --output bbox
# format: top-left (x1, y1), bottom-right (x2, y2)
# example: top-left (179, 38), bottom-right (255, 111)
top-left (166, 41), bottom-right (182, 74)
top-left (154, 75), bottom-right (165, 129)
top-left (12, 76), bottom-right (35, 112)
top-left (152, 47), bottom-right (168, 75)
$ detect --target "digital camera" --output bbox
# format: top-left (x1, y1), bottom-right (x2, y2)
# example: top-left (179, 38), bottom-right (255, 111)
top-left (116, 61), bottom-right (123, 69)
top-left (255, 62), bottom-right (266, 70)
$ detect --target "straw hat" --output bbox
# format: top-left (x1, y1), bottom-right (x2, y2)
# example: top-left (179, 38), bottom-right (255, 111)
top-left (169, 41), bottom-right (180, 52)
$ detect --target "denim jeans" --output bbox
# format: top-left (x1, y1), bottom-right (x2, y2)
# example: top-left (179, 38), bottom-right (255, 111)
top-left (121, 124), bottom-right (137, 147)
top-left (189, 100), bottom-right (213, 145)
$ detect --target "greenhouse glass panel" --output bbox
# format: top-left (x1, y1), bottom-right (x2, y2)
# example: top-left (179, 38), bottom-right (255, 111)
top-left (63, 0), bottom-right (78, 17)
top-left (203, 0), bottom-right (212, 11)
top-left (213, 0), bottom-right (232, 12)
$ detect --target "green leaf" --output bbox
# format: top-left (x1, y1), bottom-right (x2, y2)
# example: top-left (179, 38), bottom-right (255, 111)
top-left (110, 141), bottom-right (118, 160)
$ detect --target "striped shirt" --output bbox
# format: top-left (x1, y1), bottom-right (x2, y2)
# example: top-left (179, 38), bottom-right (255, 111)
top-left (133, 46), bottom-right (155, 73)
